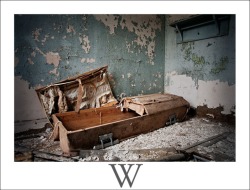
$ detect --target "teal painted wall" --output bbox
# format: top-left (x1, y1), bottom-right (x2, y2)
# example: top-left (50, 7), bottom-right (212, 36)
top-left (15, 15), bottom-right (165, 98)
top-left (15, 14), bottom-right (236, 132)
top-left (165, 15), bottom-right (235, 114)
top-left (14, 14), bottom-right (165, 131)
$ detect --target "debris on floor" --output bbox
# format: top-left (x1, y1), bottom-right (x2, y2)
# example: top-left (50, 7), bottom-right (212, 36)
top-left (14, 117), bottom-right (235, 162)
top-left (79, 147), bottom-right (187, 162)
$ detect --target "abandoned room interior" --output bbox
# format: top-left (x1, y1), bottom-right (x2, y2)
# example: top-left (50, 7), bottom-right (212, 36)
top-left (14, 14), bottom-right (235, 162)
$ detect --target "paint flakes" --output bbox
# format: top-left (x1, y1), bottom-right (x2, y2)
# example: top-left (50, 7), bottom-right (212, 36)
top-left (126, 41), bottom-right (134, 53)
top-left (126, 42), bottom-right (131, 51)
top-left (27, 58), bottom-right (34, 65)
top-left (32, 28), bottom-right (42, 42)
top-left (79, 35), bottom-right (91, 53)
top-left (41, 34), bottom-right (50, 43)
top-left (81, 58), bottom-right (95, 63)
top-left (42, 51), bottom-right (61, 76)
top-left (35, 47), bottom-right (46, 56)
top-left (63, 36), bottom-right (67, 39)
top-left (87, 58), bottom-right (95, 63)
top-left (96, 15), bottom-right (161, 65)
top-left (120, 15), bottom-right (161, 65)
top-left (45, 52), bottom-right (61, 67)
top-left (127, 73), bottom-right (132, 78)
top-left (51, 36), bottom-right (55, 39)
top-left (49, 67), bottom-right (59, 77)
top-left (82, 15), bottom-right (87, 20)
top-left (80, 58), bottom-right (86, 63)
top-left (94, 15), bottom-right (119, 34)
top-left (31, 51), bottom-right (36, 57)
top-left (157, 73), bottom-right (162, 78)
top-left (66, 25), bottom-right (76, 35)
top-left (147, 41), bottom-right (155, 65)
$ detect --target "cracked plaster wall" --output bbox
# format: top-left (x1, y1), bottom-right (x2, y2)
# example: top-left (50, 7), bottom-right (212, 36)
top-left (14, 14), bottom-right (165, 131)
top-left (165, 15), bottom-right (235, 114)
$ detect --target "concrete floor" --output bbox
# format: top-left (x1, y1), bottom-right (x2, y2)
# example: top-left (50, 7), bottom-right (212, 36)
top-left (14, 116), bottom-right (235, 162)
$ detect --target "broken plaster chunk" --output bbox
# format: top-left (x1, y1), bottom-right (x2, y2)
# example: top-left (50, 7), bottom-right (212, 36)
top-left (202, 146), bottom-right (214, 153)
top-left (46, 128), bottom-right (52, 133)
top-left (202, 118), bottom-right (210, 122)
top-left (40, 138), bottom-right (46, 142)
top-left (206, 113), bottom-right (215, 119)
top-left (39, 136), bottom-right (45, 140)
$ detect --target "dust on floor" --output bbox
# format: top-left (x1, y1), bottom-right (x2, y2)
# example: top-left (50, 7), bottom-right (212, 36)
top-left (14, 116), bottom-right (235, 162)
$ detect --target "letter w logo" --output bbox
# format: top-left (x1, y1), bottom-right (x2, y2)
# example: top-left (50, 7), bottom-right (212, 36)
top-left (109, 164), bottom-right (143, 188)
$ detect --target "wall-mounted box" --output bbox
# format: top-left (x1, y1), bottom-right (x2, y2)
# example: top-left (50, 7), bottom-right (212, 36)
top-left (169, 15), bottom-right (231, 43)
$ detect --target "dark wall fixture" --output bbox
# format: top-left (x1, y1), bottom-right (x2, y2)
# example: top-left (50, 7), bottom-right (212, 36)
top-left (169, 15), bottom-right (231, 43)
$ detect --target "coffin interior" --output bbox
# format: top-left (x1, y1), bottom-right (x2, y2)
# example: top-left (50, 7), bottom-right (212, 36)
top-left (55, 106), bottom-right (140, 131)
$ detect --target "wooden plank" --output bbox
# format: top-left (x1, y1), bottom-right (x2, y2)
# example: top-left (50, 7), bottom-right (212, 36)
top-left (33, 151), bottom-right (78, 162)
top-left (181, 132), bottom-right (230, 152)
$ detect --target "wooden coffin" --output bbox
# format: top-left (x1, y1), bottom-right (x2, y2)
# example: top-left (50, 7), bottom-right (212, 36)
top-left (52, 93), bottom-right (189, 153)
top-left (36, 66), bottom-right (190, 154)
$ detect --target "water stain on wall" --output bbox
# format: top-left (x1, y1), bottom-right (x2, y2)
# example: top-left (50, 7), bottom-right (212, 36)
top-left (179, 42), bottom-right (230, 85)
top-left (210, 57), bottom-right (229, 74)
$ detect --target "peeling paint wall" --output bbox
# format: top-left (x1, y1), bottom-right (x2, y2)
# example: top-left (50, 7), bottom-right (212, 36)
top-left (165, 15), bottom-right (235, 115)
top-left (14, 15), bottom-right (165, 131)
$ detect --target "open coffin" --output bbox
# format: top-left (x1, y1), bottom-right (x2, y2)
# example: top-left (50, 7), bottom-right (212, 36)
top-left (36, 66), bottom-right (190, 154)
top-left (36, 66), bottom-right (117, 120)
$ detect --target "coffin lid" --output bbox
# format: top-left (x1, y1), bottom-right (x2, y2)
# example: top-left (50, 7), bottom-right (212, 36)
top-left (120, 93), bottom-right (190, 116)
top-left (36, 66), bottom-right (118, 120)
